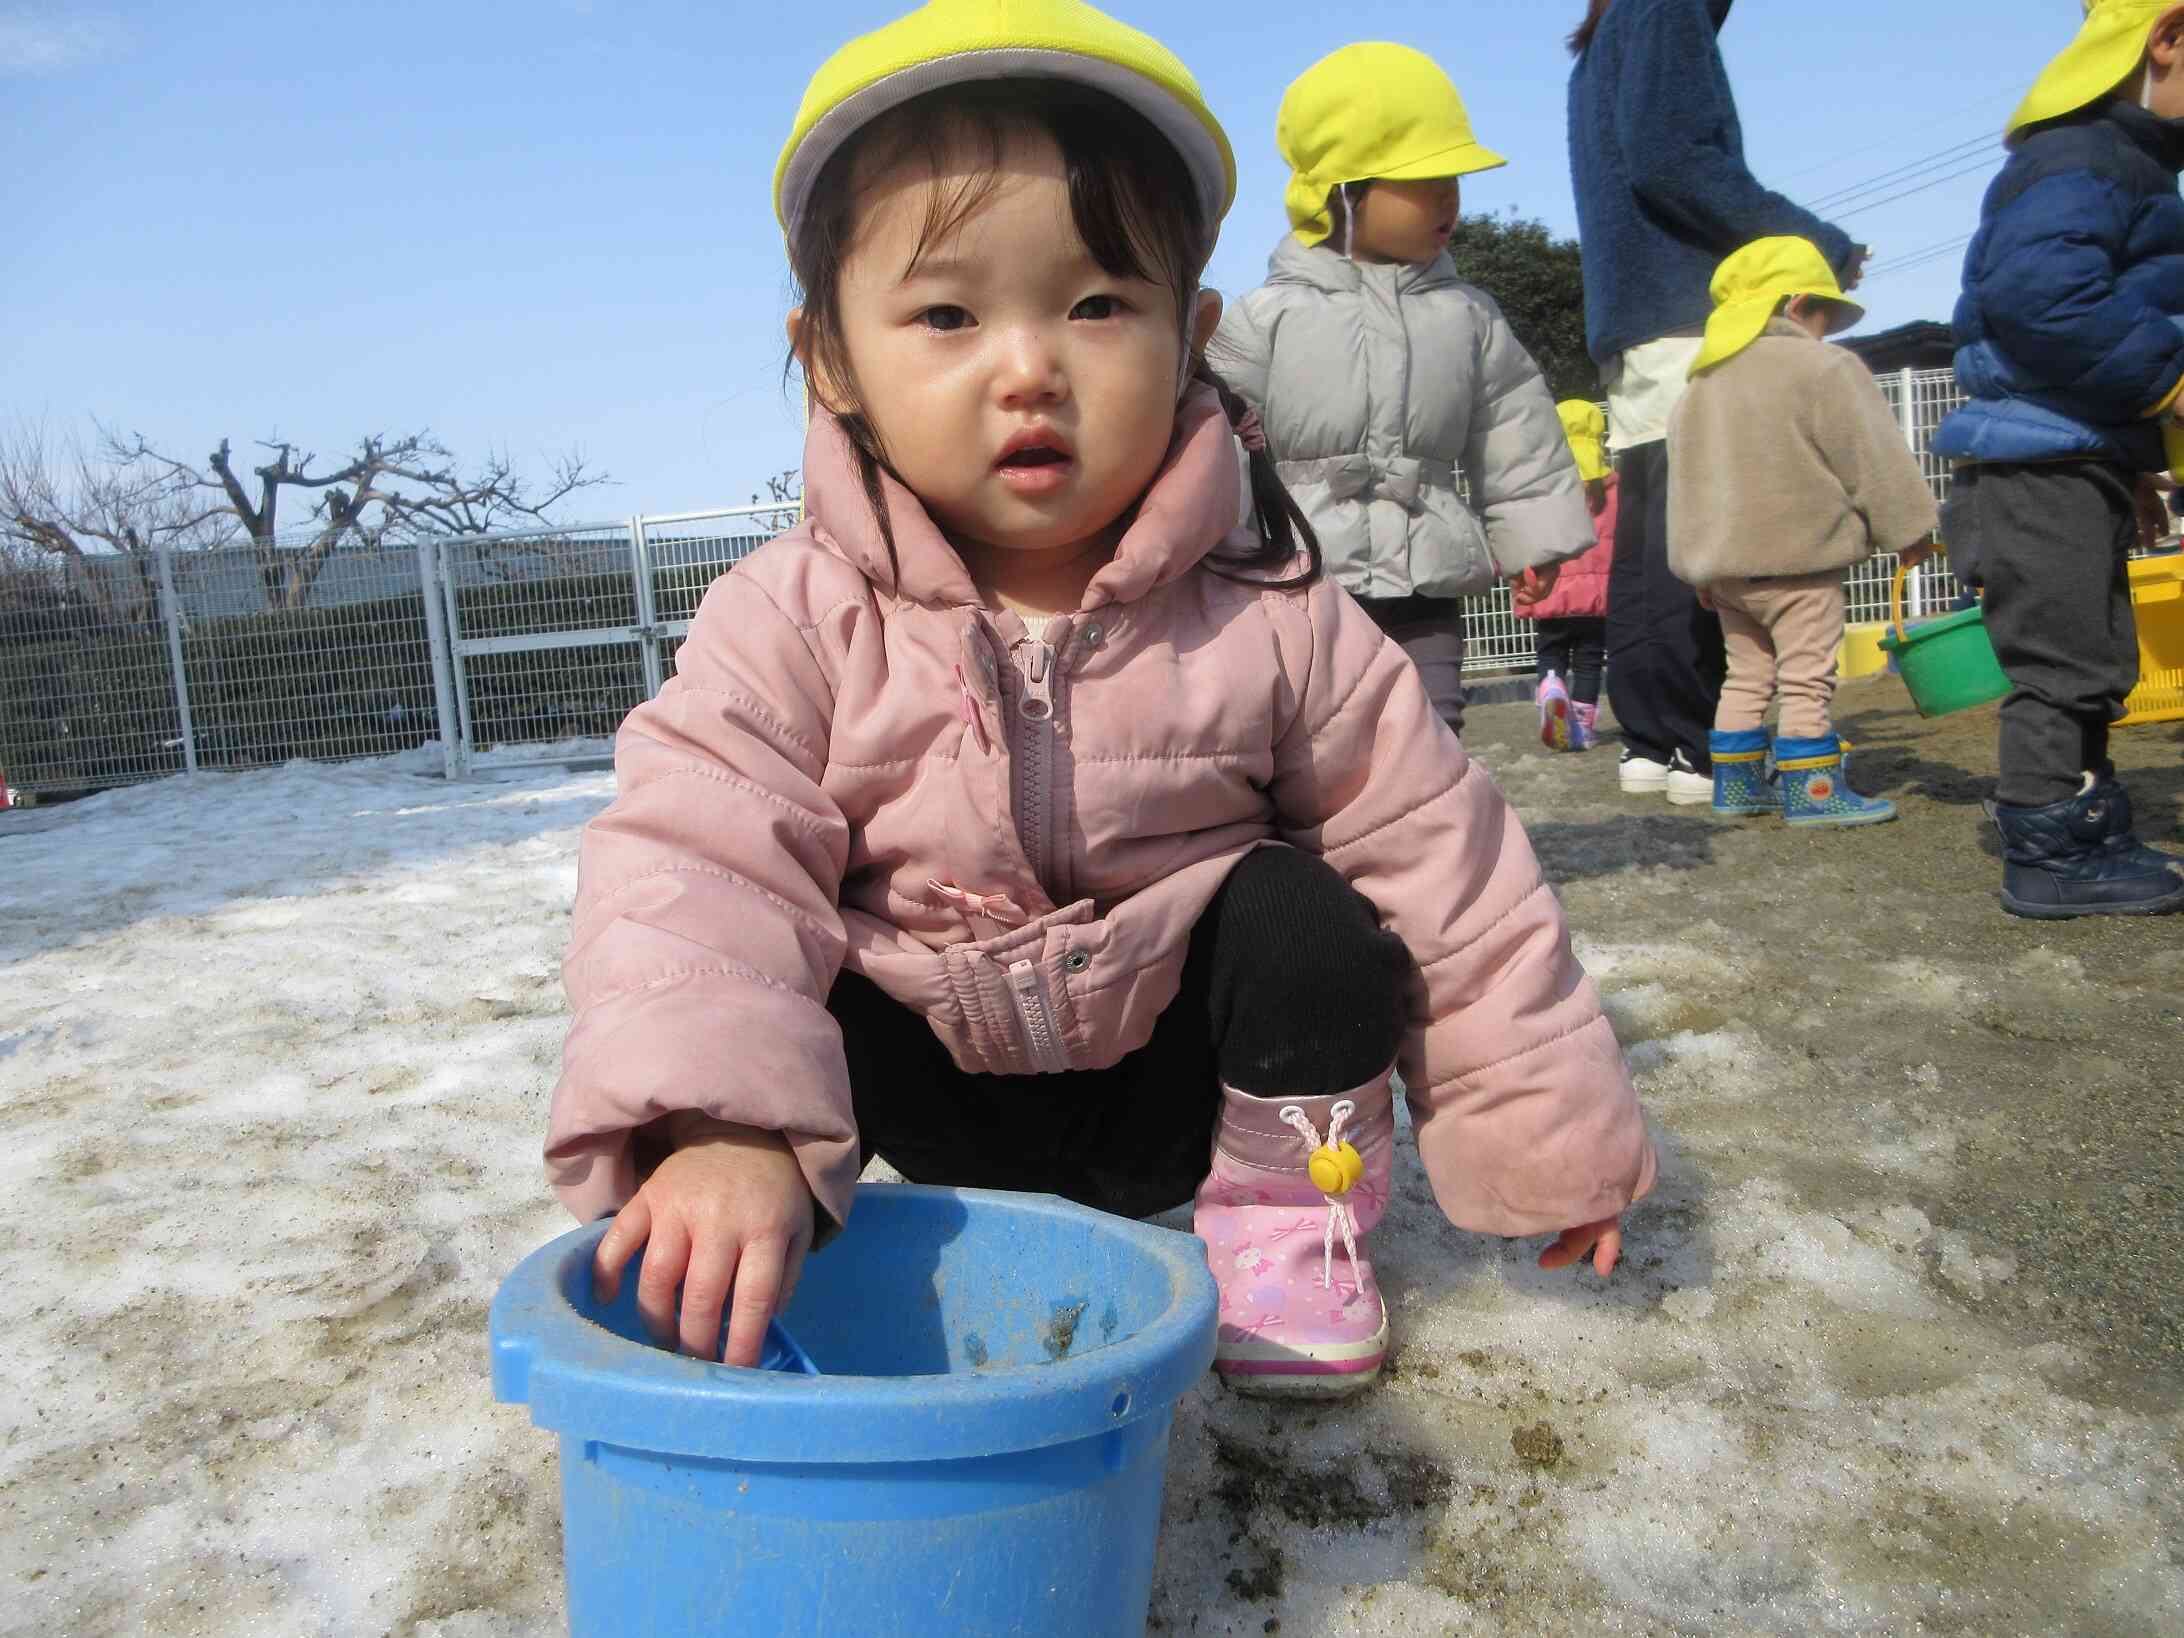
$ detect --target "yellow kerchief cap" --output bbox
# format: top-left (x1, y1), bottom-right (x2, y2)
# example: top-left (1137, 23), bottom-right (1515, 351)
top-left (1692, 237), bottom-right (1865, 377)
top-left (2009, 0), bottom-right (2177, 138)
top-left (1557, 400), bottom-right (1610, 483)
top-left (1278, 43), bottom-right (1507, 247)
top-left (775, 0), bottom-right (1236, 249)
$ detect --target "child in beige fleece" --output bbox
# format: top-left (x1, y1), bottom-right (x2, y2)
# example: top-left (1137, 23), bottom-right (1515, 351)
top-left (1668, 236), bottom-right (1938, 826)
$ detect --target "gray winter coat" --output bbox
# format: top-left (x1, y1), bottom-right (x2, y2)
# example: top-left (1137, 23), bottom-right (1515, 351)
top-left (1207, 235), bottom-right (1593, 600)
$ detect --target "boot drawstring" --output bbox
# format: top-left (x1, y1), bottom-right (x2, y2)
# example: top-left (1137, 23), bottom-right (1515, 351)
top-left (1280, 1099), bottom-right (1364, 1293)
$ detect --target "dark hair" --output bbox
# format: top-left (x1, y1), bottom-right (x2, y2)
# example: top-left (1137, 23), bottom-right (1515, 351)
top-left (1568, 0), bottom-right (1613, 55)
top-left (785, 79), bottom-right (1319, 591)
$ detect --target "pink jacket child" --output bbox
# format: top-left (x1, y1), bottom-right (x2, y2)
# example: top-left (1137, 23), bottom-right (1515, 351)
top-left (545, 0), bottom-right (1655, 1401)
top-left (1524, 398), bottom-right (1619, 752)
top-left (1524, 472), bottom-right (1616, 622)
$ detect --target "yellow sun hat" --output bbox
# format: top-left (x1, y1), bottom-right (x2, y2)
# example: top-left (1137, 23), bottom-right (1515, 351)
top-left (774, 0), bottom-right (1236, 250)
top-left (1691, 237), bottom-right (1866, 377)
top-left (1557, 400), bottom-right (1610, 482)
top-left (1278, 43), bottom-right (1507, 248)
top-left (2008, 0), bottom-right (2179, 139)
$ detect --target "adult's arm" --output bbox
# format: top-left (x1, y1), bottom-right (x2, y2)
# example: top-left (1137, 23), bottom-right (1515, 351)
top-left (1612, 0), bottom-right (1855, 268)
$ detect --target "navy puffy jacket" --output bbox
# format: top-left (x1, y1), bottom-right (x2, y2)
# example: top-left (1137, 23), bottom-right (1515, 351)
top-left (1934, 101), bottom-right (2184, 472)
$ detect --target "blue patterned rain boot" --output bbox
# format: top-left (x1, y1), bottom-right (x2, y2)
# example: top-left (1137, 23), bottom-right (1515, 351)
top-left (1708, 727), bottom-right (1779, 817)
top-left (1776, 734), bottom-right (1896, 827)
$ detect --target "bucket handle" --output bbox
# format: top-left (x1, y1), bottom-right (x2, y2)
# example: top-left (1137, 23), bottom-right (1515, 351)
top-left (1890, 543), bottom-right (1946, 645)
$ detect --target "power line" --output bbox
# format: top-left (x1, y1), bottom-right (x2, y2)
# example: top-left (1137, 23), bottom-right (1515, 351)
top-left (1831, 156), bottom-right (2000, 223)
top-left (1804, 133), bottom-right (2000, 213)
top-left (1863, 233), bottom-right (1975, 283)
top-left (1777, 88), bottom-right (2014, 184)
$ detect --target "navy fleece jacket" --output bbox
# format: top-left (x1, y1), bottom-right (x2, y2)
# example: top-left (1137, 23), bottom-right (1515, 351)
top-left (1567, 0), bottom-right (1856, 364)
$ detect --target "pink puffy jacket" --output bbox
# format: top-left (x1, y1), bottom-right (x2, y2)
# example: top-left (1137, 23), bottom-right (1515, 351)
top-left (1522, 473), bottom-right (1617, 623)
top-left (546, 389), bottom-right (1654, 1239)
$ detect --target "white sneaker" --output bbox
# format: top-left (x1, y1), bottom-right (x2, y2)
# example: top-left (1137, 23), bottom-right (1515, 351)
top-left (1619, 753), bottom-right (1670, 794)
top-left (1665, 749), bottom-right (1713, 806)
top-left (1666, 767), bottom-right (1714, 806)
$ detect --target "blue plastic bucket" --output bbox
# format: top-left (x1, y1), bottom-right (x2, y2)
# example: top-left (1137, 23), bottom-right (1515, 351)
top-left (490, 1184), bottom-right (1218, 1637)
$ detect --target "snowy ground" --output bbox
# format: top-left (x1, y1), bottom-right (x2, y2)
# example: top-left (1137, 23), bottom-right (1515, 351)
top-left (4, 680), bottom-right (2181, 1637)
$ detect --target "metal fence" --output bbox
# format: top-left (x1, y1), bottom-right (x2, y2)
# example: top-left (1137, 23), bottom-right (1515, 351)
top-left (0, 368), bottom-right (1973, 798)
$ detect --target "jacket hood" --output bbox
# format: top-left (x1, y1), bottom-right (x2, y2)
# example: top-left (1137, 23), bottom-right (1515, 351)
top-left (1263, 231), bottom-right (1466, 296)
top-left (799, 383), bottom-right (1249, 611)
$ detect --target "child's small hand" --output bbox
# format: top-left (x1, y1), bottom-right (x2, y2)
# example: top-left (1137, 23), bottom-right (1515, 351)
top-left (1899, 541), bottom-right (1935, 572)
top-left (593, 1123), bottom-right (816, 1366)
top-left (1538, 1215), bottom-right (1622, 1277)
top-left (1510, 565), bottom-right (1561, 607)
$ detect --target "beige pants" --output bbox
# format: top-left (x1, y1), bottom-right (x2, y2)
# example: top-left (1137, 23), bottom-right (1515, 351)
top-left (1709, 572), bottom-right (1845, 741)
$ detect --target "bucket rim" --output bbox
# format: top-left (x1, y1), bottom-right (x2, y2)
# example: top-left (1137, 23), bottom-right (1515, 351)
top-left (489, 1183), bottom-right (1220, 1463)
top-left (1877, 603), bottom-right (1989, 652)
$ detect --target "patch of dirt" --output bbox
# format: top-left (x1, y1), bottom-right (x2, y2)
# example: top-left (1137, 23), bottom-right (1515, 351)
top-left (1510, 1421), bottom-right (1566, 1471)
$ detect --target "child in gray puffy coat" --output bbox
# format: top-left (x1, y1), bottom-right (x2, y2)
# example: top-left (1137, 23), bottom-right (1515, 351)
top-left (1206, 42), bottom-right (1594, 737)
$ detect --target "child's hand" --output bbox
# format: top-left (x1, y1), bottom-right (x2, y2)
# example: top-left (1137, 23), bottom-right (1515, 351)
top-left (1899, 541), bottom-right (1935, 572)
top-left (1510, 565), bottom-right (1561, 607)
top-left (1538, 1215), bottom-right (1622, 1277)
top-left (593, 1122), bottom-right (816, 1366)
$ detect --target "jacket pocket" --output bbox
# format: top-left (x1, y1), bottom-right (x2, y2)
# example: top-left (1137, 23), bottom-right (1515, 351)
top-left (1409, 485), bottom-right (1496, 598)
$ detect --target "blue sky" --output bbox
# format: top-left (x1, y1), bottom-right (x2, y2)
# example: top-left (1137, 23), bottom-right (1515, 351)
top-left (6, 2), bottom-right (2076, 520)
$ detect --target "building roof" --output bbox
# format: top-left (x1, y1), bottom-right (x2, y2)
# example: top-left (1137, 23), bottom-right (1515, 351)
top-left (1839, 320), bottom-right (1956, 374)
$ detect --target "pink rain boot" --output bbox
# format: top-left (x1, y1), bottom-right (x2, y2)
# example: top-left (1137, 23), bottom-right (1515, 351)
top-left (1193, 1073), bottom-right (1394, 1397)
top-left (1570, 700), bottom-right (1599, 751)
top-left (1538, 671), bottom-right (1573, 751)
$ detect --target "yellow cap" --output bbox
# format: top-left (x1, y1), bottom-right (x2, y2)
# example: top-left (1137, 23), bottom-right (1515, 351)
top-left (1691, 237), bottom-right (1865, 376)
top-left (775, 0), bottom-right (1236, 249)
top-left (1557, 399), bottom-right (1609, 482)
top-left (2009, 0), bottom-right (2178, 139)
top-left (1278, 43), bottom-right (1507, 248)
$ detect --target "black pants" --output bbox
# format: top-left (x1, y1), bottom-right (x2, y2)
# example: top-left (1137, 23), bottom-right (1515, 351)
top-left (1944, 461), bottom-right (2140, 807)
top-left (1607, 440), bottom-right (1726, 771)
top-left (1536, 616), bottom-right (1607, 705)
top-left (829, 848), bottom-right (1410, 1220)
top-left (1354, 593), bottom-right (1466, 737)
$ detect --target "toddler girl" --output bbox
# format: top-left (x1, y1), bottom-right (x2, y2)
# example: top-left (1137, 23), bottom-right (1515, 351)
top-left (1206, 42), bottom-right (1597, 739)
top-left (1528, 400), bottom-right (1619, 751)
top-left (546, 0), bottom-right (1654, 1399)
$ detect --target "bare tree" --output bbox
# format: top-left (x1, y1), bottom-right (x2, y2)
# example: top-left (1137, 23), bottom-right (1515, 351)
top-left (115, 428), bottom-right (611, 610)
top-left (748, 467), bottom-right (803, 535)
top-left (0, 421), bottom-right (229, 624)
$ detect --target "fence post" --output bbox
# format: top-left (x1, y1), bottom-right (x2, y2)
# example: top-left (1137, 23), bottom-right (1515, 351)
top-left (153, 544), bottom-right (199, 775)
top-left (1894, 367), bottom-right (1928, 620)
top-left (417, 537), bottom-right (464, 781)
top-left (631, 515), bottom-right (666, 698)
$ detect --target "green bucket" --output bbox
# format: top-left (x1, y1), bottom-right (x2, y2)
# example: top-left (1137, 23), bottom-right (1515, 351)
top-left (1876, 558), bottom-right (2013, 718)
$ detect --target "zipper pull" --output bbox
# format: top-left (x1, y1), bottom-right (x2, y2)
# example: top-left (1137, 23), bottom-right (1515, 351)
top-left (1015, 639), bottom-right (1056, 722)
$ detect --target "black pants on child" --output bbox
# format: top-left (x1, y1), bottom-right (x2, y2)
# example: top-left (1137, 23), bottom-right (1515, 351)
top-left (1536, 616), bottom-right (1607, 706)
top-left (829, 847), bottom-right (1411, 1221)
top-left (1607, 440), bottom-right (1727, 772)
top-left (1944, 460), bottom-right (2140, 807)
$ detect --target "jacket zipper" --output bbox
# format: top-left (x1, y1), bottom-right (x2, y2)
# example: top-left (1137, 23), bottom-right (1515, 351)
top-left (1008, 634), bottom-right (1060, 897)
top-left (1007, 959), bottom-right (1069, 1073)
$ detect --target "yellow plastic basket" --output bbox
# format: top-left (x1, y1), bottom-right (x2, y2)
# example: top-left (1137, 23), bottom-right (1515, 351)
top-left (2121, 553), bottom-right (2184, 727)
